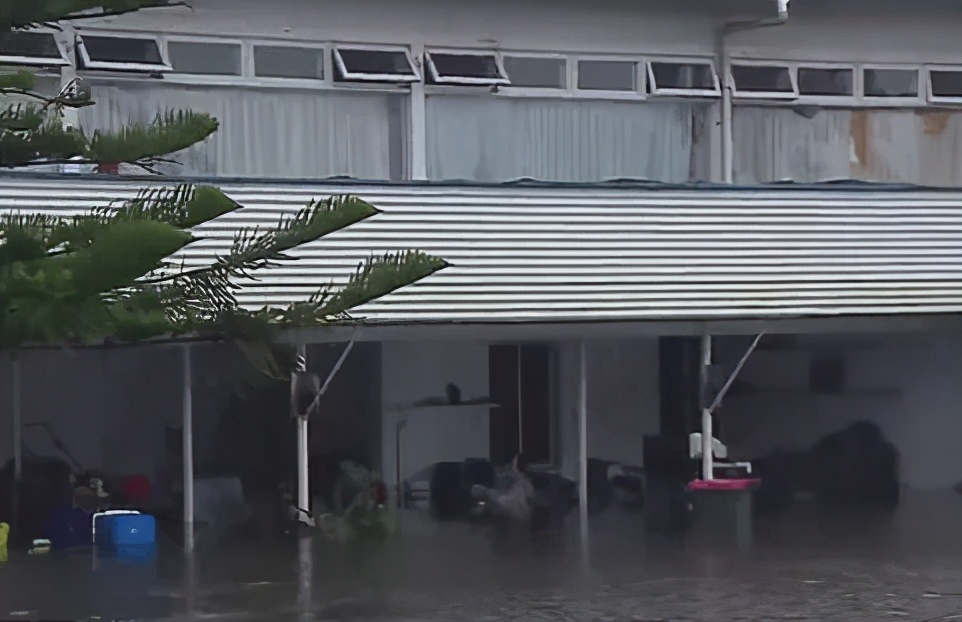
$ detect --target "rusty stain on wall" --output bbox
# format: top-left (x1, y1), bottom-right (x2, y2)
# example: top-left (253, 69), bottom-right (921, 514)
top-left (918, 110), bottom-right (951, 136)
top-left (849, 109), bottom-right (870, 176)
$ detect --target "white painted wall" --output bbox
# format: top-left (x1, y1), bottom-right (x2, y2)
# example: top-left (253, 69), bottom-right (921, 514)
top-left (380, 337), bottom-right (661, 489)
top-left (719, 332), bottom-right (962, 490)
top-left (76, 0), bottom-right (961, 64)
top-left (555, 339), bottom-right (662, 480)
top-left (380, 340), bottom-right (490, 489)
top-left (78, 0), bottom-right (717, 57)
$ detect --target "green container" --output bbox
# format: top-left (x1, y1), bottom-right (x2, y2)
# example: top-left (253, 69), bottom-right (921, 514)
top-left (688, 488), bottom-right (754, 553)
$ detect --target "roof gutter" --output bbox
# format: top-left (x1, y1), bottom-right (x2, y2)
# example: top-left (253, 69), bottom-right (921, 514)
top-left (717, 0), bottom-right (791, 184)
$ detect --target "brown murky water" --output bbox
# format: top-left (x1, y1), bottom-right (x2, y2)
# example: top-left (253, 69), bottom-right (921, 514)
top-left (2, 491), bottom-right (961, 622)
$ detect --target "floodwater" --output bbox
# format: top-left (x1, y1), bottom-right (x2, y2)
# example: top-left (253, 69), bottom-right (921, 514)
top-left (2, 490), bottom-right (961, 622)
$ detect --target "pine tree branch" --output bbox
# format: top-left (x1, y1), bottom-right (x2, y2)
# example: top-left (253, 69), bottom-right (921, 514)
top-left (3, 1), bottom-right (188, 31)
top-left (87, 110), bottom-right (218, 163)
top-left (321, 251), bottom-right (448, 317)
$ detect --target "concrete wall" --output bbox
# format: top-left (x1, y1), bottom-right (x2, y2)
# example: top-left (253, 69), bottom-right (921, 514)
top-left (380, 338), bottom-right (662, 487)
top-left (380, 340), bottom-right (491, 489)
top-left (719, 332), bottom-right (962, 490)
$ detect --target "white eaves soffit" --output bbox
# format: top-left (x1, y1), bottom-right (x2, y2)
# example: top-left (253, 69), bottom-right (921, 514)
top-left (1, 177), bottom-right (961, 324)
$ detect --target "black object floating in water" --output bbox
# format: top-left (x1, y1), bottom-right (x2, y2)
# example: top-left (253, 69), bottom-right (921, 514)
top-left (446, 383), bottom-right (462, 405)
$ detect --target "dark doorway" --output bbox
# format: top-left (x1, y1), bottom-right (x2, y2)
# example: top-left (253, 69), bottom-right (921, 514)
top-left (488, 345), bottom-right (552, 466)
top-left (658, 336), bottom-right (701, 442)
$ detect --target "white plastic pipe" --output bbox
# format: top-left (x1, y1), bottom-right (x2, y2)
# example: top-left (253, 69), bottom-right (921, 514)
top-left (701, 408), bottom-right (714, 481)
top-left (720, 52), bottom-right (734, 184)
top-left (182, 345), bottom-right (195, 552)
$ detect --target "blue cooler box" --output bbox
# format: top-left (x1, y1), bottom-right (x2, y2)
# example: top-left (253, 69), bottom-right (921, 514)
top-left (98, 512), bottom-right (156, 546)
top-left (95, 511), bottom-right (156, 562)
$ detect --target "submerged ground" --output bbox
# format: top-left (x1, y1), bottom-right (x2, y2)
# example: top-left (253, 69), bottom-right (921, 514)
top-left (2, 490), bottom-right (960, 622)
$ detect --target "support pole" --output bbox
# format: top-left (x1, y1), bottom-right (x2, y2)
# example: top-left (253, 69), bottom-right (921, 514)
top-left (578, 341), bottom-right (589, 568)
top-left (709, 333), bottom-right (765, 414)
top-left (699, 335), bottom-right (714, 481)
top-left (293, 345), bottom-right (311, 525)
top-left (292, 344), bottom-right (314, 622)
top-left (517, 345), bottom-right (524, 456)
top-left (181, 345), bottom-right (195, 553)
top-left (11, 354), bottom-right (22, 539)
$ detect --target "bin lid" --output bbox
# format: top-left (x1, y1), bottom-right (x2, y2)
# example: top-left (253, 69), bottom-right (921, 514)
top-left (687, 478), bottom-right (761, 491)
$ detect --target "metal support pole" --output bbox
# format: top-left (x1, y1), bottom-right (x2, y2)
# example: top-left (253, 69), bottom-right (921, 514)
top-left (293, 345), bottom-right (311, 525)
top-left (578, 341), bottom-right (589, 568)
top-left (709, 333), bottom-right (765, 414)
top-left (700, 335), bottom-right (714, 481)
top-left (517, 345), bottom-right (524, 456)
top-left (11, 354), bottom-right (22, 539)
top-left (181, 345), bottom-right (195, 553)
top-left (292, 344), bottom-right (314, 621)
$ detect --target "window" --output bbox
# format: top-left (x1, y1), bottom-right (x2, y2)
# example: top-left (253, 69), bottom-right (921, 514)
top-left (168, 41), bottom-right (242, 75)
top-left (254, 45), bottom-right (324, 79)
top-left (0, 31), bottom-right (69, 66)
top-left (928, 68), bottom-right (962, 103)
top-left (863, 68), bottom-right (919, 98)
top-left (577, 60), bottom-right (637, 92)
top-left (333, 46), bottom-right (418, 83)
top-left (798, 67), bottom-right (854, 97)
top-left (647, 60), bottom-right (719, 96)
top-left (730, 63), bottom-right (796, 99)
top-left (503, 55), bottom-right (566, 89)
top-left (76, 34), bottom-right (170, 72)
top-left (425, 50), bottom-right (508, 86)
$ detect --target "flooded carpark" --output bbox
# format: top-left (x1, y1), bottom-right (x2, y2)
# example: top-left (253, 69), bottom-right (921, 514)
top-left (2, 491), bottom-right (961, 622)
top-left (3, 333), bottom-right (962, 621)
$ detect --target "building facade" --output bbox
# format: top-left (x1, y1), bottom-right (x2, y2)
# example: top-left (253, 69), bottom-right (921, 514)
top-left (4, 0), bottom-right (961, 186)
top-left (2, 0), bottom-right (961, 518)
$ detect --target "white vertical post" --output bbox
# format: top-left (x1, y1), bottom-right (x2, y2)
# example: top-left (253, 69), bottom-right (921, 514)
top-left (11, 354), bottom-right (23, 538)
top-left (409, 43), bottom-right (428, 181)
top-left (578, 341), bottom-right (589, 567)
top-left (11, 354), bottom-right (22, 486)
top-left (182, 345), bottom-right (195, 552)
top-left (700, 335), bottom-right (714, 481)
top-left (294, 344), bottom-right (310, 524)
top-left (517, 345), bottom-right (524, 456)
top-left (293, 344), bottom-right (313, 621)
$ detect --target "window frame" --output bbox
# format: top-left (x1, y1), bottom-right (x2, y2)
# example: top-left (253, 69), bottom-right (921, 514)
top-left (75, 30), bottom-right (172, 73)
top-left (332, 43), bottom-right (420, 84)
top-left (424, 48), bottom-right (510, 86)
top-left (858, 64), bottom-right (924, 106)
top-left (794, 62), bottom-right (857, 103)
top-left (164, 35), bottom-right (246, 77)
top-left (573, 54), bottom-right (646, 96)
top-left (250, 41), bottom-right (327, 82)
top-left (729, 60), bottom-right (798, 101)
top-left (646, 57), bottom-right (720, 98)
top-left (0, 29), bottom-right (71, 67)
top-left (500, 52), bottom-right (569, 91)
top-left (925, 65), bottom-right (962, 105)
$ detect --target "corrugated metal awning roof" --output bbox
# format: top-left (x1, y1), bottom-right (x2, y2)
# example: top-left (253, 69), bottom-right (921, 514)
top-left (2, 174), bottom-right (961, 325)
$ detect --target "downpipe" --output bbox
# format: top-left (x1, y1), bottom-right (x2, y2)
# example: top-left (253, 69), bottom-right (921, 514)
top-left (716, 0), bottom-right (791, 184)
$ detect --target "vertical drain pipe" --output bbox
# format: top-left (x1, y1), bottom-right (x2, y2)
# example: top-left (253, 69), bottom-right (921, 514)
top-left (717, 0), bottom-right (792, 184)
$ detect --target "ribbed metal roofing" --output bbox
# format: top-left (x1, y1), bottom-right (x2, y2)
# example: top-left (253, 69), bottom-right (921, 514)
top-left (2, 175), bottom-right (961, 323)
